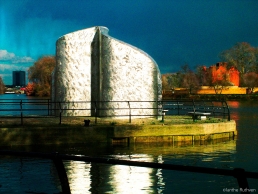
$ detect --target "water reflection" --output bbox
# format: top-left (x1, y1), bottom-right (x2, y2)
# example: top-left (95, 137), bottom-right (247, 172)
top-left (0, 157), bottom-right (61, 193)
top-left (227, 101), bottom-right (240, 121)
top-left (107, 154), bottom-right (160, 193)
top-left (108, 163), bottom-right (153, 193)
top-left (0, 139), bottom-right (238, 193)
top-left (61, 139), bottom-right (236, 193)
top-left (64, 160), bottom-right (91, 194)
top-left (63, 154), bottom-right (164, 194)
top-left (157, 155), bottom-right (165, 194)
top-left (227, 101), bottom-right (240, 108)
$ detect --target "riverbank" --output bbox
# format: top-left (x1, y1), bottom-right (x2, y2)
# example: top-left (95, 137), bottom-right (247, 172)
top-left (0, 116), bottom-right (237, 146)
top-left (163, 93), bottom-right (258, 101)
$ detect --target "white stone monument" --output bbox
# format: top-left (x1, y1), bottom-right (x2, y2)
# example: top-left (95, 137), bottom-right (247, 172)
top-left (52, 26), bottom-right (162, 118)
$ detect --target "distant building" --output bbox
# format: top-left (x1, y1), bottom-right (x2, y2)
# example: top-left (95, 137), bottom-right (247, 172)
top-left (12, 71), bottom-right (26, 87)
top-left (202, 62), bottom-right (240, 86)
top-left (209, 62), bottom-right (239, 86)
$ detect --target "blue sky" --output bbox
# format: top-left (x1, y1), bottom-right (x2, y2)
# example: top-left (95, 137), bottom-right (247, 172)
top-left (1, 0), bottom-right (258, 85)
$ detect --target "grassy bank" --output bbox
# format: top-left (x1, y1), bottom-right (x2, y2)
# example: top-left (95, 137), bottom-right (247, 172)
top-left (0, 115), bottom-right (229, 128)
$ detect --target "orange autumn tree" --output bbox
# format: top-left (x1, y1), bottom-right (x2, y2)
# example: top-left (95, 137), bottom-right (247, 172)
top-left (26, 56), bottom-right (56, 97)
top-left (25, 82), bottom-right (35, 96)
top-left (0, 76), bottom-right (5, 94)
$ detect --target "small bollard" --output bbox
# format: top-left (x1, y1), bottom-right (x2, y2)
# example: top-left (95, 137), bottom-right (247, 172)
top-left (162, 110), bottom-right (168, 122)
top-left (84, 119), bottom-right (90, 127)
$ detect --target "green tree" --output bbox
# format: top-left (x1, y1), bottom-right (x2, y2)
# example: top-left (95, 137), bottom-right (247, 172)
top-left (254, 48), bottom-right (258, 72)
top-left (27, 56), bottom-right (56, 96)
top-left (162, 73), bottom-right (180, 90)
top-left (220, 42), bottom-right (257, 85)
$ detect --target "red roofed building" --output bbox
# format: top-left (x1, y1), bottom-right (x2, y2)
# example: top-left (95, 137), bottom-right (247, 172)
top-left (228, 66), bottom-right (240, 86)
top-left (203, 62), bottom-right (240, 86)
top-left (209, 62), bottom-right (228, 83)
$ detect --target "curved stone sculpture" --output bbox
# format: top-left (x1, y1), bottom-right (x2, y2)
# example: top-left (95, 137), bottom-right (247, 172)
top-left (52, 26), bottom-right (162, 117)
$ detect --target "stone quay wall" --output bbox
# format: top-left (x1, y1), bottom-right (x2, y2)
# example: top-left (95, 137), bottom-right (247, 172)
top-left (0, 121), bottom-right (236, 146)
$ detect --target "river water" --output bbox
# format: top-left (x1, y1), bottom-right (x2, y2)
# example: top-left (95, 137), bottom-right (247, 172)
top-left (0, 94), bottom-right (257, 193)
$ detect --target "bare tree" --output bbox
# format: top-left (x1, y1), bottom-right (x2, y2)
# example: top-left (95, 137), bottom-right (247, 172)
top-left (220, 42), bottom-right (257, 85)
top-left (211, 79), bottom-right (229, 94)
top-left (181, 72), bottom-right (199, 94)
top-left (243, 72), bottom-right (258, 93)
top-left (179, 64), bottom-right (199, 94)
top-left (196, 65), bottom-right (210, 86)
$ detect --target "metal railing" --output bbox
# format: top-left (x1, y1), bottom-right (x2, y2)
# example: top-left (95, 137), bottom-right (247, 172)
top-left (0, 99), bottom-right (230, 125)
top-left (0, 151), bottom-right (256, 194)
top-left (162, 99), bottom-right (231, 121)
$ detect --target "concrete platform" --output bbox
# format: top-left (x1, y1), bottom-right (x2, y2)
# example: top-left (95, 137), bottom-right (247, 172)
top-left (0, 118), bottom-right (236, 146)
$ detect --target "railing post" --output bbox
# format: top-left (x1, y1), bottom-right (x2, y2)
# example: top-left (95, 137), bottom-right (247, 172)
top-left (161, 101), bottom-right (164, 122)
top-left (224, 100), bottom-right (231, 121)
top-left (203, 100), bottom-right (207, 113)
top-left (59, 102), bottom-right (62, 125)
top-left (177, 100), bottom-right (180, 115)
top-left (156, 100), bottom-right (158, 119)
top-left (128, 101), bottom-right (131, 123)
top-left (52, 153), bottom-right (71, 194)
top-left (157, 100), bottom-right (163, 119)
top-left (192, 99), bottom-right (196, 113)
top-left (47, 99), bottom-right (50, 116)
top-left (94, 101), bottom-right (97, 124)
top-left (211, 101), bottom-right (215, 117)
top-left (233, 168), bottom-right (250, 193)
top-left (222, 100), bottom-right (226, 120)
top-left (20, 100), bottom-right (23, 125)
top-left (192, 99), bottom-right (197, 122)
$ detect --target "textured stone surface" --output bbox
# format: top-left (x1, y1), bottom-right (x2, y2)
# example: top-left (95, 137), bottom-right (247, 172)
top-left (52, 26), bottom-right (162, 117)
top-left (0, 120), bottom-right (236, 145)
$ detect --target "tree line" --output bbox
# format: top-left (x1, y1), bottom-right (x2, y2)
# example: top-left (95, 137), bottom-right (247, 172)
top-left (163, 42), bottom-right (258, 94)
top-left (5, 41), bottom-right (256, 97)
